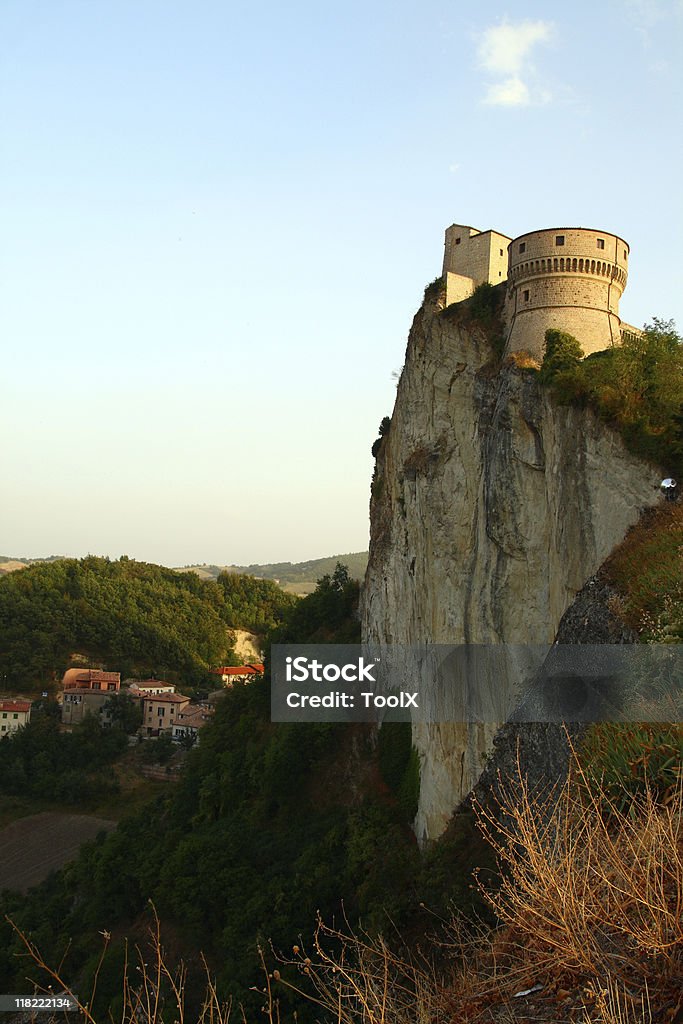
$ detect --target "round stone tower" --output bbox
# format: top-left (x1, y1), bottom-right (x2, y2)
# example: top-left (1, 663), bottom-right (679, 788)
top-left (504, 227), bottom-right (629, 360)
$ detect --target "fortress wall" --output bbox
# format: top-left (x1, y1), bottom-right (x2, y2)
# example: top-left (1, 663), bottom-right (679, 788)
top-left (485, 231), bottom-right (512, 285)
top-left (445, 271), bottom-right (475, 306)
top-left (506, 305), bottom-right (622, 358)
top-left (443, 225), bottom-right (478, 278)
top-left (505, 227), bottom-right (629, 359)
top-left (514, 274), bottom-right (623, 314)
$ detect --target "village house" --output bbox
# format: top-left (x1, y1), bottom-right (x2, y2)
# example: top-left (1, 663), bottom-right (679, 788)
top-left (63, 668), bottom-right (121, 691)
top-left (0, 699), bottom-right (32, 736)
top-left (127, 678), bottom-right (176, 696)
top-left (142, 692), bottom-right (190, 736)
top-left (61, 668), bottom-right (121, 726)
top-left (171, 704), bottom-right (215, 746)
top-left (211, 663), bottom-right (264, 686)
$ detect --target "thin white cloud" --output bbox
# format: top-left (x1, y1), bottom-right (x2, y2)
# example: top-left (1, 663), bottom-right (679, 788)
top-left (477, 19), bottom-right (554, 107)
top-left (624, 0), bottom-right (683, 46)
top-left (483, 76), bottom-right (530, 107)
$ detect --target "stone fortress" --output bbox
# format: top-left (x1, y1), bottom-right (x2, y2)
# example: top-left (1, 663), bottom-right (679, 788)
top-left (442, 223), bottom-right (641, 360)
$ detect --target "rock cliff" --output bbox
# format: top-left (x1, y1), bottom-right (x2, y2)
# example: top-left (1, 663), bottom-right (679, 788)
top-left (361, 289), bottom-right (662, 842)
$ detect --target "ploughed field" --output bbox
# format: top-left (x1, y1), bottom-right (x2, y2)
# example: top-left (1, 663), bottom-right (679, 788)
top-left (0, 812), bottom-right (116, 893)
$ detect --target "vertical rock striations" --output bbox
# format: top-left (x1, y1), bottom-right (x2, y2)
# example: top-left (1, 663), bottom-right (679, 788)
top-left (361, 292), bottom-right (661, 842)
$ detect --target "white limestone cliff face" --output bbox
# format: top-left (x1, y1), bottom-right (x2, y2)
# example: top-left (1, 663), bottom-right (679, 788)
top-left (361, 293), bottom-right (661, 843)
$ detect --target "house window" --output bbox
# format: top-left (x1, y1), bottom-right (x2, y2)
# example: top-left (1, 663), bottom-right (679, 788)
top-left (2, 713), bottom-right (6, 719)
top-left (158, 707), bottom-right (165, 717)
top-left (556, 235), bottom-right (565, 246)
top-left (13, 713), bottom-right (18, 719)
top-left (499, 271), bottom-right (502, 277)
top-left (1, 726), bottom-right (5, 732)
top-left (455, 237), bottom-right (461, 245)
top-left (523, 289), bottom-right (530, 302)
top-left (499, 249), bottom-right (503, 256)
top-left (519, 242), bottom-right (526, 254)
top-left (624, 250), bottom-right (627, 259)
top-left (597, 238), bottom-right (605, 249)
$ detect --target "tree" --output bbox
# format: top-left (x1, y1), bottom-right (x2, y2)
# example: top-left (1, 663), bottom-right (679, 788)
top-left (618, 319), bottom-right (683, 423)
top-left (103, 692), bottom-right (143, 735)
top-left (539, 329), bottom-right (584, 382)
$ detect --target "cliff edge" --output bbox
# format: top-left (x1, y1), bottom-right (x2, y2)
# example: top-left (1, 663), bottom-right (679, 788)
top-left (361, 288), bottom-right (662, 842)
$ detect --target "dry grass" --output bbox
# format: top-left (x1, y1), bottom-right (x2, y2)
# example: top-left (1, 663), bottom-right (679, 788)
top-left (504, 350), bottom-right (541, 371)
top-left (270, 915), bottom-right (450, 1024)
top-left (584, 978), bottom-right (653, 1024)
top-left (471, 754), bottom-right (682, 991)
top-left (402, 439), bottom-right (445, 480)
top-left (7, 904), bottom-right (233, 1024)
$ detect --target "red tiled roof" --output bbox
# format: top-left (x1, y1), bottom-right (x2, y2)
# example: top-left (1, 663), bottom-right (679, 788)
top-left (212, 664), bottom-right (264, 676)
top-left (63, 668), bottom-right (120, 689)
top-left (0, 700), bottom-right (31, 713)
top-left (175, 708), bottom-right (214, 729)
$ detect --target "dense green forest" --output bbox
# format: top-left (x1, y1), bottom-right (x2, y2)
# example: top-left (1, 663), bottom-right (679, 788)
top-left (0, 567), bottom-right (490, 1017)
top-left (0, 557), bottom-right (295, 692)
top-left (0, 704), bottom-right (128, 804)
top-left (215, 570), bottom-right (297, 633)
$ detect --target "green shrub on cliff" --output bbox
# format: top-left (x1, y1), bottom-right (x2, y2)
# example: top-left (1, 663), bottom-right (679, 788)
top-left (580, 722), bottom-right (683, 814)
top-left (539, 328), bottom-right (584, 383)
top-left (541, 319), bottom-right (683, 477)
top-left (606, 502), bottom-right (683, 641)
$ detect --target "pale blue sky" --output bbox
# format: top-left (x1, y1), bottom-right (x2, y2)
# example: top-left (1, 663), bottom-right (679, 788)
top-left (1, 0), bottom-right (682, 565)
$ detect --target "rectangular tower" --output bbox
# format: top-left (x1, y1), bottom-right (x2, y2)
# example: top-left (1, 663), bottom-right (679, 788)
top-left (442, 225), bottom-right (511, 306)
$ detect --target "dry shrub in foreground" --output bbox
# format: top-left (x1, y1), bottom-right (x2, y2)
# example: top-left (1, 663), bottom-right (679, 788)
top-left (7, 904), bottom-right (233, 1024)
top-left (271, 916), bottom-right (451, 1024)
top-left (275, 756), bottom-right (682, 1023)
top-left (472, 755), bottom-right (683, 999)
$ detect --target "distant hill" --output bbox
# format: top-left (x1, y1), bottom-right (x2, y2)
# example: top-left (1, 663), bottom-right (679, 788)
top-left (0, 560), bottom-right (29, 575)
top-left (0, 555), bottom-right (66, 575)
top-left (1, 552), bottom-right (369, 595)
top-left (178, 551), bottom-right (368, 595)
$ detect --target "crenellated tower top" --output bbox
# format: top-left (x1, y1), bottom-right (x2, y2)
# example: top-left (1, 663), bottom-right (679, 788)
top-left (504, 227), bottom-right (629, 358)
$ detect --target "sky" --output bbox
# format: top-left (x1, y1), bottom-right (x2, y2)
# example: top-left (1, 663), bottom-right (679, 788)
top-left (1, 0), bottom-right (682, 567)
